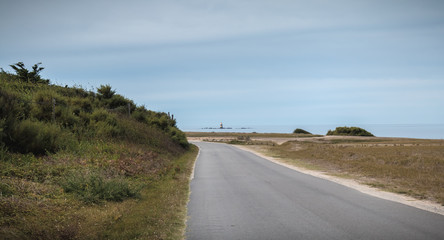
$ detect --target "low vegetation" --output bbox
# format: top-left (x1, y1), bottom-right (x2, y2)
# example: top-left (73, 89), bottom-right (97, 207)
top-left (0, 63), bottom-right (196, 239)
top-left (270, 138), bottom-right (444, 204)
top-left (327, 126), bottom-right (374, 136)
top-left (293, 128), bottom-right (311, 134)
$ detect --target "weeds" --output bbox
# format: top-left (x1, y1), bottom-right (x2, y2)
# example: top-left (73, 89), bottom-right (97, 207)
top-left (61, 170), bottom-right (141, 203)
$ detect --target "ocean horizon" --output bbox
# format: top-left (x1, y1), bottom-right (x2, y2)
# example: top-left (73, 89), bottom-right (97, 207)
top-left (183, 124), bottom-right (444, 140)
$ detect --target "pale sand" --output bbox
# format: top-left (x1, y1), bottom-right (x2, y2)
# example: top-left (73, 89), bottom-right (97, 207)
top-left (232, 144), bottom-right (444, 216)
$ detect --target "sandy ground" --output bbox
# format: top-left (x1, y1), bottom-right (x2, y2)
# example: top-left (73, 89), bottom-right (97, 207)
top-left (231, 144), bottom-right (444, 216)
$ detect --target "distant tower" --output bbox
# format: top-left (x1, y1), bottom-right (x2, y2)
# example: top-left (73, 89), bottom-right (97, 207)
top-left (220, 122), bottom-right (223, 129)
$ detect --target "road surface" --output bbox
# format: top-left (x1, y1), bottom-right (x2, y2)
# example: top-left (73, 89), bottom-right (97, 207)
top-left (186, 142), bottom-right (444, 240)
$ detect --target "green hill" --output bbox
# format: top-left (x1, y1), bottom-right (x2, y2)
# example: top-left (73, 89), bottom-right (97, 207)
top-left (327, 126), bottom-right (374, 137)
top-left (293, 128), bottom-right (311, 134)
top-left (0, 63), bottom-right (196, 239)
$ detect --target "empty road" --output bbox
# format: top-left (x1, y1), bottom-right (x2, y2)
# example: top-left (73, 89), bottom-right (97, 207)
top-left (186, 141), bottom-right (444, 240)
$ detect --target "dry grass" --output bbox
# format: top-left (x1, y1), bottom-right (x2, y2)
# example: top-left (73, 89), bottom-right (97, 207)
top-left (102, 145), bottom-right (198, 239)
top-left (260, 137), bottom-right (444, 205)
top-left (0, 143), bottom-right (198, 239)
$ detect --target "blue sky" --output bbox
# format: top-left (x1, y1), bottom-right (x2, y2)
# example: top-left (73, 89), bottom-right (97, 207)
top-left (1, 0), bottom-right (444, 130)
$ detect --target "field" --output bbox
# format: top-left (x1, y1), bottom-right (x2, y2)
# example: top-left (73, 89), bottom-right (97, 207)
top-left (187, 132), bottom-right (444, 205)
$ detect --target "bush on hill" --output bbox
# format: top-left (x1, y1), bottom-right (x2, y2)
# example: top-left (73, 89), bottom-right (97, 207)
top-left (293, 128), bottom-right (311, 134)
top-left (327, 126), bottom-right (374, 136)
top-left (0, 64), bottom-right (189, 155)
top-left (0, 62), bottom-right (194, 239)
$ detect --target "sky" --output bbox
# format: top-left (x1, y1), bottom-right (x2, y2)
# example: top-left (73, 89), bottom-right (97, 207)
top-left (1, 0), bottom-right (444, 131)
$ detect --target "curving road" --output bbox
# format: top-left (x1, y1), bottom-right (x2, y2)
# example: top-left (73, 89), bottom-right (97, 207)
top-left (186, 141), bottom-right (444, 240)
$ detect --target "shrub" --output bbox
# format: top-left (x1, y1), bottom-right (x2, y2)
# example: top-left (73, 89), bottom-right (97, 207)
top-left (108, 94), bottom-right (131, 109)
top-left (9, 119), bottom-right (76, 154)
top-left (327, 126), bottom-right (374, 137)
top-left (132, 109), bottom-right (147, 123)
top-left (9, 62), bottom-right (49, 84)
top-left (70, 98), bottom-right (93, 113)
top-left (30, 89), bottom-right (59, 121)
top-left (57, 106), bottom-right (81, 129)
top-left (89, 109), bottom-right (122, 137)
top-left (0, 182), bottom-right (14, 196)
top-left (0, 142), bottom-right (8, 162)
top-left (0, 88), bottom-right (29, 123)
top-left (61, 170), bottom-right (140, 203)
top-left (97, 84), bottom-right (115, 99)
top-left (170, 128), bottom-right (189, 149)
top-left (91, 121), bottom-right (122, 138)
top-left (293, 128), bottom-right (311, 134)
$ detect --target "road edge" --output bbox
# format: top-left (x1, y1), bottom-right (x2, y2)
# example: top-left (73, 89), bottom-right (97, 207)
top-left (182, 142), bottom-right (200, 240)
top-left (189, 142), bottom-right (200, 180)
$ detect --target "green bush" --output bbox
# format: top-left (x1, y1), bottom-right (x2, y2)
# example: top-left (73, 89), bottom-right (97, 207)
top-left (0, 88), bottom-right (29, 123)
top-left (57, 106), bottom-right (81, 128)
top-left (61, 170), bottom-right (140, 203)
top-left (97, 84), bottom-right (115, 99)
top-left (0, 182), bottom-right (14, 196)
top-left (0, 142), bottom-right (7, 162)
top-left (108, 94), bottom-right (131, 109)
top-left (132, 109), bottom-right (147, 123)
top-left (9, 62), bottom-right (49, 84)
top-left (91, 121), bottom-right (122, 138)
top-left (293, 128), bottom-right (311, 134)
top-left (89, 109), bottom-right (122, 137)
top-left (170, 128), bottom-right (189, 149)
top-left (327, 126), bottom-right (374, 137)
top-left (90, 109), bottom-right (115, 124)
top-left (70, 98), bottom-right (93, 113)
top-left (10, 119), bottom-right (75, 154)
top-left (30, 89), bottom-right (58, 121)
top-left (1, 67), bottom-right (189, 156)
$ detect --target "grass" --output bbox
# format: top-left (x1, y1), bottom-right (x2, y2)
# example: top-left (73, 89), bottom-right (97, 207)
top-left (102, 145), bottom-right (198, 239)
top-left (1, 65), bottom-right (195, 239)
top-left (267, 138), bottom-right (444, 204)
top-left (0, 144), bottom-right (198, 239)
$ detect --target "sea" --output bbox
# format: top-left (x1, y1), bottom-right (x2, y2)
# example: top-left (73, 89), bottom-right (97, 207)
top-left (183, 124), bottom-right (444, 140)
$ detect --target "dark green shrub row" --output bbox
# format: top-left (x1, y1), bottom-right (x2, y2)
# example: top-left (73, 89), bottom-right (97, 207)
top-left (327, 126), bottom-right (374, 136)
top-left (10, 119), bottom-right (76, 154)
top-left (0, 63), bottom-right (189, 155)
top-left (293, 128), bottom-right (311, 134)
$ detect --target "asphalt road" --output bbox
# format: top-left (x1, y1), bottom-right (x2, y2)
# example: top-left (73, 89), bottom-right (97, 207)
top-left (186, 141), bottom-right (444, 240)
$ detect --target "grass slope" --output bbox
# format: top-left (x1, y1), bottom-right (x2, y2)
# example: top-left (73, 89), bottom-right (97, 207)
top-left (0, 66), bottom-right (195, 239)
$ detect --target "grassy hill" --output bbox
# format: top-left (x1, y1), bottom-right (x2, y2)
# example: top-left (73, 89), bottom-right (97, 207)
top-left (0, 63), bottom-right (196, 239)
top-left (327, 126), bottom-right (374, 136)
